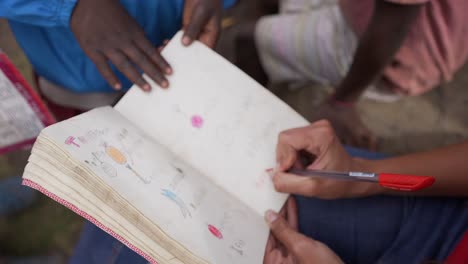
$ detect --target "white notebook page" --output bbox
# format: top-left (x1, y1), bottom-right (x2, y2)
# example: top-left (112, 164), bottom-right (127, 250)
top-left (116, 32), bottom-right (309, 215)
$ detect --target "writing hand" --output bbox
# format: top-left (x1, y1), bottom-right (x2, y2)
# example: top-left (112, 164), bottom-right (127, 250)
top-left (274, 120), bottom-right (383, 199)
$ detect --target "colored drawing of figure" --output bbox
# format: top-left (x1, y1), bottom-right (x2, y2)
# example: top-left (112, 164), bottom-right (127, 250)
top-left (104, 142), bottom-right (151, 184)
top-left (161, 189), bottom-right (191, 218)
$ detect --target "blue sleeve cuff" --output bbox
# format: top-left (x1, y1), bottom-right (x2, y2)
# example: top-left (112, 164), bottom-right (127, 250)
top-left (56, 0), bottom-right (78, 27)
top-left (223, 0), bottom-right (238, 9)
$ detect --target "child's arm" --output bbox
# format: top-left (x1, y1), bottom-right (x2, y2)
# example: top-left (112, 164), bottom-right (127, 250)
top-left (311, 1), bottom-right (425, 149)
top-left (362, 141), bottom-right (468, 197)
top-left (273, 120), bottom-right (468, 199)
top-left (334, 0), bottom-right (424, 102)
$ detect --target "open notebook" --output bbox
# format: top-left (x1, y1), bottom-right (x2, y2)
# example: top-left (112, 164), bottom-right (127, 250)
top-left (22, 32), bottom-right (308, 264)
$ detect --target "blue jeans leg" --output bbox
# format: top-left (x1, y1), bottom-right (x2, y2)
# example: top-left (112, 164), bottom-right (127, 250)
top-left (69, 222), bottom-right (147, 264)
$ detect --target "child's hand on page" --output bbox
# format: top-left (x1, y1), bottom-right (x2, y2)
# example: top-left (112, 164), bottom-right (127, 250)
top-left (273, 120), bottom-right (383, 199)
top-left (263, 198), bottom-right (343, 264)
top-left (71, 0), bottom-right (172, 91)
top-left (182, 0), bottom-right (223, 48)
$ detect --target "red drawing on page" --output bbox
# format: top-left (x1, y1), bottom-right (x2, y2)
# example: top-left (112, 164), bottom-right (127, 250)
top-left (266, 168), bottom-right (275, 180)
top-left (256, 168), bottom-right (275, 189)
top-left (208, 224), bottom-right (223, 239)
top-left (65, 136), bottom-right (80, 148)
top-left (191, 115), bottom-right (204, 128)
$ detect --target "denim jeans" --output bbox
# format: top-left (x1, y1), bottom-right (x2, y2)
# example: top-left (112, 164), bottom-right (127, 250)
top-left (69, 147), bottom-right (468, 264)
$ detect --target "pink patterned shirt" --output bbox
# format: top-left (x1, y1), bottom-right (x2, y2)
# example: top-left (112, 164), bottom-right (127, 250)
top-left (340, 0), bottom-right (468, 95)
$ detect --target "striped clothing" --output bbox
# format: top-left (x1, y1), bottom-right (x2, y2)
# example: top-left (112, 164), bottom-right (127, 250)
top-left (255, 0), bottom-right (357, 86)
top-left (256, 0), bottom-right (468, 96)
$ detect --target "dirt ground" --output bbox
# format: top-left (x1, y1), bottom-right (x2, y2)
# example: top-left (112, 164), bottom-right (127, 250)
top-left (1, 1), bottom-right (468, 261)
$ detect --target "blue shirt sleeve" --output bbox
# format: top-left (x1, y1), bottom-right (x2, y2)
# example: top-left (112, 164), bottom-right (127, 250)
top-left (223, 0), bottom-right (237, 8)
top-left (0, 0), bottom-right (77, 27)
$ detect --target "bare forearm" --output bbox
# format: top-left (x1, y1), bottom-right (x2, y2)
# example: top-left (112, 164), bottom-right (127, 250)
top-left (334, 1), bottom-right (422, 102)
top-left (359, 141), bottom-right (468, 196)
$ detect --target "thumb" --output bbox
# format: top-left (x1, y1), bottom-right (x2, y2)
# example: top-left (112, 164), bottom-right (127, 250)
top-left (265, 210), bottom-right (302, 251)
top-left (266, 210), bottom-right (345, 264)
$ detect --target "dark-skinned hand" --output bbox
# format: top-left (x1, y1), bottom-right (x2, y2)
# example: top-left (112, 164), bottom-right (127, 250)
top-left (182, 0), bottom-right (223, 48)
top-left (70, 0), bottom-right (172, 91)
top-left (71, 0), bottom-right (224, 92)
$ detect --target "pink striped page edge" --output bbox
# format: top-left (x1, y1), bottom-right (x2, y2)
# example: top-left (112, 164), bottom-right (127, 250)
top-left (22, 178), bottom-right (159, 264)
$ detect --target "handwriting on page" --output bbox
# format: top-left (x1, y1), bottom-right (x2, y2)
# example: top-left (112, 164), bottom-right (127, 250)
top-left (255, 168), bottom-right (275, 189)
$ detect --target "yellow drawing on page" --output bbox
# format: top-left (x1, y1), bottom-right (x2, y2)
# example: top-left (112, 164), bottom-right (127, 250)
top-left (104, 142), bottom-right (152, 184)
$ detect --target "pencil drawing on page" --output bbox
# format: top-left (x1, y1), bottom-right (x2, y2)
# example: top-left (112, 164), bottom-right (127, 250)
top-left (75, 126), bottom-right (154, 184)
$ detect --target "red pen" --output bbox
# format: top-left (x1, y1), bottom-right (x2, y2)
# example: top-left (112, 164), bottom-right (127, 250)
top-left (288, 169), bottom-right (435, 192)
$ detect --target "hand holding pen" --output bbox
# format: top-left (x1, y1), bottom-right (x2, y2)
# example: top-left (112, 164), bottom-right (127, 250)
top-left (273, 121), bottom-right (434, 199)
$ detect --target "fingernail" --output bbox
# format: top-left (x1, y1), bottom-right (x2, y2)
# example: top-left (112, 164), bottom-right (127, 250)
top-left (166, 68), bottom-right (172, 75)
top-left (161, 81), bottom-right (169, 88)
top-left (265, 210), bottom-right (278, 224)
top-left (182, 36), bottom-right (191, 45)
top-left (114, 83), bottom-right (122, 90)
top-left (143, 84), bottom-right (151, 91)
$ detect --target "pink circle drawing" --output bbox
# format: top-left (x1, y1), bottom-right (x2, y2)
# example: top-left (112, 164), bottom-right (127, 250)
top-left (208, 224), bottom-right (223, 239)
top-left (191, 115), bottom-right (204, 128)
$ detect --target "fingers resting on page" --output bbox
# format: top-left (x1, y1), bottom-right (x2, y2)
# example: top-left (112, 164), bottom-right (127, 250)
top-left (71, 0), bottom-right (223, 92)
